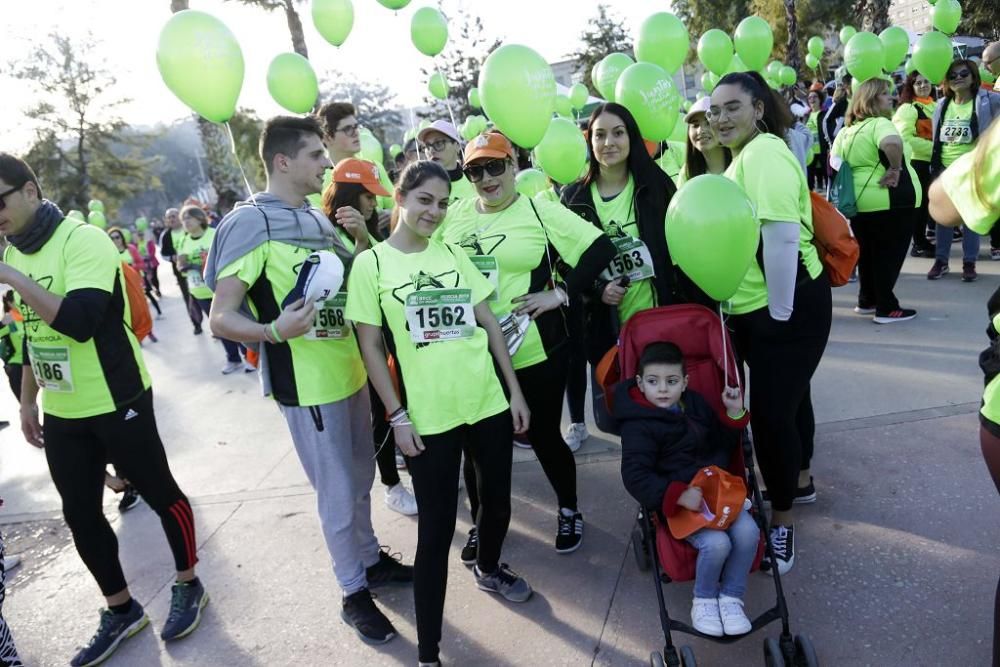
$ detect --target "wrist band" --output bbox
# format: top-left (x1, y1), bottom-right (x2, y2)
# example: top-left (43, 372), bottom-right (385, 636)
top-left (270, 321), bottom-right (284, 343)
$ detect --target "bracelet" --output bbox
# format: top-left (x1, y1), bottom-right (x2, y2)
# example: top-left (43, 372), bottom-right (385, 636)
top-left (389, 408), bottom-right (410, 428)
top-left (269, 321), bottom-right (284, 344)
top-left (553, 286), bottom-right (569, 307)
top-left (262, 323), bottom-right (276, 344)
top-left (387, 407), bottom-right (406, 422)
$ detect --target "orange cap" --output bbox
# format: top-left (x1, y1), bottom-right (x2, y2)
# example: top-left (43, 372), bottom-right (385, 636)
top-left (666, 466), bottom-right (748, 540)
top-left (463, 131), bottom-right (515, 164)
top-left (332, 158), bottom-right (391, 197)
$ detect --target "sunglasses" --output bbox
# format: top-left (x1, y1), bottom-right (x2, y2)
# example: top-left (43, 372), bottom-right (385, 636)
top-left (0, 184), bottom-right (23, 212)
top-left (463, 159), bottom-right (508, 183)
top-left (335, 123), bottom-right (360, 137)
top-left (947, 69), bottom-right (971, 81)
top-left (419, 138), bottom-right (452, 153)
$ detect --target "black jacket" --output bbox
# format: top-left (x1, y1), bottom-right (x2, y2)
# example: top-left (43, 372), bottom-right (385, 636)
top-left (617, 380), bottom-right (748, 511)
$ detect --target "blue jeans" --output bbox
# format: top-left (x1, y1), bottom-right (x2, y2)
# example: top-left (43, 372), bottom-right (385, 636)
top-left (935, 224), bottom-right (980, 264)
top-left (685, 509), bottom-right (759, 599)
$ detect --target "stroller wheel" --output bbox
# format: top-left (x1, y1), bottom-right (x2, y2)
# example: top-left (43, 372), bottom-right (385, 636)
top-left (763, 638), bottom-right (786, 667)
top-left (793, 635), bottom-right (818, 667)
top-left (649, 650), bottom-right (666, 667)
top-left (632, 526), bottom-right (651, 571)
top-left (679, 645), bottom-right (697, 667)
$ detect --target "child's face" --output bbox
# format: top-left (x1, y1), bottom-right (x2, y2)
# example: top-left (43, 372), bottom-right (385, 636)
top-left (637, 362), bottom-right (688, 409)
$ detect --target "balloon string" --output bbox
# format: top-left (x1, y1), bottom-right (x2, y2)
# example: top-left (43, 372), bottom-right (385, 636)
top-left (225, 121), bottom-right (258, 206)
top-left (434, 61), bottom-right (459, 131)
top-left (719, 301), bottom-right (729, 390)
top-left (408, 106), bottom-right (423, 161)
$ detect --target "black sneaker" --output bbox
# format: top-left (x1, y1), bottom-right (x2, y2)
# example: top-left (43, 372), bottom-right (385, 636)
top-left (761, 525), bottom-right (795, 575)
top-left (365, 548), bottom-right (413, 587)
top-left (555, 509), bottom-right (583, 554)
top-left (193, 324), bottom-right (203, 335)
top-left (460, 527), bottom-right (478, 566)
top-left (873, 308), bottom-right (917, 325)
top-left (341, 588), bottom-right (396, 644)
top-left (762, 477), bottom-right (817, 505)
top-left (118, 484), bottom-right (142, 513)
top-left (71, 601), bottom-right (149, 667)
top-left (962, 261), bottom-right (978, 283)
top-left (473, 563), bottom-right (533, 602)
top-left (160, 579), bottom-right (209, 641)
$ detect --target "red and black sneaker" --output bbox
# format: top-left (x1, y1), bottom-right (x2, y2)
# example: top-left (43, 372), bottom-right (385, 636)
top-left (873, 309), bottom-right (917, 325)
top-left (962, 262), bottom-right (978, 282)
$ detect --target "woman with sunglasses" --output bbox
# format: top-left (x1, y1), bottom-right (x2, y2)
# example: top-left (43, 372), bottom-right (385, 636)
top-left (927, 60), bottom-right (1000, 282)
top-left (439, 132), bottom-right (616, 556)
top-left (108, 226), bottom-right (162, 319)
top-left (893, 72), bottom-right (938, 258)
top-left (708, 71), bottom-right (832, 576)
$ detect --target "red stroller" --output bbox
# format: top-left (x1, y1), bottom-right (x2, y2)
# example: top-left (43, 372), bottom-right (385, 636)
top-left (599, 305), bottom-right (818, 667)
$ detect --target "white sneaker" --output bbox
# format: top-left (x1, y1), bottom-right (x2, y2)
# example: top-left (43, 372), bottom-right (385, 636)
top-left (690, 597), bottom-right (723, 636)
top-left (563, 423), bottom-right (589, 453)
top-left (243, 361), bottom-right (256, 373)
top-left (2, 555), bottom-right (21, 571)
top-left (384, 483), bottom-right (418, 516)
top-left (221, 361), bottom-right (242, 375)
top-left (718, 595), bottom-right (752, 635)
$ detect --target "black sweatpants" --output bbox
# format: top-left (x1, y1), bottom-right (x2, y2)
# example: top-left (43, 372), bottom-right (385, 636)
top-left (912, 161), bottom-right (935, 250)
top-left (407, 410), bottom-right (513, 664)
top-left (850, 209), bottom-right (912, 315)
top-left (465, 345), bottom-right (577, 517)
top-left (4, 365), bottom-right (20, 402)
top-left (43, 389), bottom-right (197, 596)
top-left (980, 421), bottom-right (1000, 667)
top-left (807, 153), bottom-right (827, 192)
top-left (171, 262), bottom-right (202, 328)
top-left (565, 295), bottom-right (588, 424)
top-left (368, 381), bottom-right (401, 488)
top-left (727, 274), bottom-right (832, 513)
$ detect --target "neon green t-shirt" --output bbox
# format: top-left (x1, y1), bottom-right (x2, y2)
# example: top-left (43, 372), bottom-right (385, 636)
top-left (4, 219), bottom-right (151, 418)
top-left (345, 240), bottom-right (508, 436)
top-left (939, 99), bottom-right (975, 167)
top-left (449, 174), bottom-right (477, 203)
top-left (118, 248), bottom-right (134, 266)
top-left (590, 177), bottom-right (656, 324)
top-left (170, 229), bottom-right (188, 258)
top-left (656, 141), bottom-right (687, 181)
top-left (176, 227), bottom-right (216, 300)
top-left (832, 117), bottom-right (922, 213)
top-left (806, 111), bottom-right (822, 160)
top-left (217, 240), bottom-right (366, 407)
top-left (438, 195), bottom-right (604, 369)
top-left (892, 101), bottom-right (935, 163)
top-left (722, 133), bottom-right (823, 316)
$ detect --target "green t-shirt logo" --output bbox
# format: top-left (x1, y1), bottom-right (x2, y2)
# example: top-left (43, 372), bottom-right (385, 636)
top-left (457, 231), bottom-right (506, 256)
top-left (19, 275), bottom-right (52, 335)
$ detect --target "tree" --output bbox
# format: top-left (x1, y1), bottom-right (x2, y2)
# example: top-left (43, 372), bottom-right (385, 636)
top-left (319, 74), bottom-right (404, 146)
top-left (959, 2), bottom-right (1000, 42)
top-left (227, 0), bottom-right (310, 58)
top-left (673, 0), bottom-right (752, 43)
top-left (10, 34), bottom-right (157, 215)
top-left (419, 2), bottom-right (502, 127)
top-left (750, 0), bottom-right (854, 77)
top-left (567, 4), bottom-right (633, 91)
top-left (784, 0), bottom-right (802, 73)
top-left (856, 0), bottom-right (891, 34)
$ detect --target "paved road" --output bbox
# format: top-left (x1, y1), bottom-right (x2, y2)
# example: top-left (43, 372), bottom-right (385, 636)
top-left (1, 252), bottom-right (997, 666)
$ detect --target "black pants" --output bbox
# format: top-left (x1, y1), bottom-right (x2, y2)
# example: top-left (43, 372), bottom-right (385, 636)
top-left (912, 161), bottom-right (936, 250)
top-left (43, 389), bottom-right (197, 596)
top-left (3, 364), bottom-right (20, 402)
top-left (408, 410), bottom-right (513, 663)
top-left (980, 422), bottom-right (1000, 667)
top-left (144, 267), bottom-right (161, 294)
top-left (172, 263), bottom-right (202, 328)
top-left (565, 295), bottom-right (587, 424)
top-left (368, 382), bottom-right (401, 488)
top-left (193, 298), bottom-right (241, 363)
top-left (727, 274), bottom-right (832, 513)
top-left (143, 274), bottom-right (161, 316)
top-left (465, 345), bottom-right (577, 517)
top-left (850, 209), bottom-right (912, 315)
top-left (807, 153), bottom-right (827, 192)
top-left (0, 531), bottom-right (22, 667)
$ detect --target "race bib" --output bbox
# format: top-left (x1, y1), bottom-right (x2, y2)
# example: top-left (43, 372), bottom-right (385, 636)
top-left (470, 255), bottom-right (499, 302)
top-left (28, 344), bottom-right (74, 393)
top-left (405, 288), bottom-right (477, 343)
top-left (305, 292), bottom-right (351, 341)
top-left (187, 268), bottom-right (206, 290)
top-left (941, 118), bottom-right (972, 144)
top-left (601, 236), bottom-right (656, 283)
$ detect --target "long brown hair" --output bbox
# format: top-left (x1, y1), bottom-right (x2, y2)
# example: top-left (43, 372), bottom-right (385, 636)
top-left (941, 59), bottom-right (982, 100)
top-left (321, 181), bottom-right (381, 240)
top-left (682, 114), bottom-right (732, 180)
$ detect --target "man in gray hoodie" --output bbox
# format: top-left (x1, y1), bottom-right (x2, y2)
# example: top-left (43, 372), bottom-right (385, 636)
top-left (204, 116), bottom-right (412, 646)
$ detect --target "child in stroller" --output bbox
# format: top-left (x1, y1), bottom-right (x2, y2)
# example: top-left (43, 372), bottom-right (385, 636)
top-left (619, 341), bottom-right (757, 638)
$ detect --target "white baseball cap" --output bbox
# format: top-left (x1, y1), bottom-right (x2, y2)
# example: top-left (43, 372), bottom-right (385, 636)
top-left (283, 250), bottom-right (345, 307)
top-left (417, 120), bottom-right (462, 145)
top-left (683, 96), bottom-right (712, 123)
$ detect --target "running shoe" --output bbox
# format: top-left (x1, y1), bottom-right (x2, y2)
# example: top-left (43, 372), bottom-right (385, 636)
top-left (718, 595), bottom-right (752, 635)
top-left (927, 260), bottom-right (949, 280)
top-left (910, 245), bottom-right (935, 258)
top-left (690, 597), bottom-right (723, 637)
top-left (365, 548), bottom-right (414, 587)
top-left (118, 484), bottom-right (143, 513)
top-left (992, 248), bottom-right (1000, 261)
top-left (461, 527), bottom-right (479, 565)
top-left (243, 362), bottom-right (256, 373)
top-left (873, 309), bottom-right (917, 325)
top-left (341, 588), bottom-right (396, 644)
top-left (474, 563), bottom-right (533, 602)
top-left (513, 433), bottom-right (532, 449)
top-left (962, 262), bottom-right (978, 283)
top-left (555, 508), bottom-right (584, 553)
top-left (193, 324), bottom-right (203, 335)
top-left (563, 423), bottom-right (589, 453)
top-left (221, 361), bottom-right (242, 375)
top-left (71, 601), bottom-right (149, 667)
top-left (853, 305), bottom-right (875, 315)
top-left (160, 579), bottom-right (209, 641)
top-left (762, 525), bottom-right (795, 575)
top-left (762, 477), bottom-right (817, 505)
top-left (384, 483), bottom-right (418, 516)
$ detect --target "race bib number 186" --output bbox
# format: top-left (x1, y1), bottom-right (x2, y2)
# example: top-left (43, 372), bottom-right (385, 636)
top-left (28, 344), bottom-right (75, 393)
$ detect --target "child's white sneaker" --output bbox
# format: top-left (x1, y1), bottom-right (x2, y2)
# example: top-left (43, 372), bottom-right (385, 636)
top-left (718, 595), bottom-right (752, 635)
top-left (690, 597), bottom-right (723, 636)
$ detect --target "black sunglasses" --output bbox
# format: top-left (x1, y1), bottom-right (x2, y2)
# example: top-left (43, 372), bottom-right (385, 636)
top-left (0, 184), bottom-right (23, 212)
top-left (947, 69), bottom-right (971, 81)
top-left (463, 159), bottom-right (508, 183)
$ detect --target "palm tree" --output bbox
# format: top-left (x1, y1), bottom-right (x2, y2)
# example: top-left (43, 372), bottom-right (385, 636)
top-left (227, 0), bottom-right (310, 58)
top-left (783, 0), bottom-right (802, 73)
top-left (858, 0), bottom-right (891, 34)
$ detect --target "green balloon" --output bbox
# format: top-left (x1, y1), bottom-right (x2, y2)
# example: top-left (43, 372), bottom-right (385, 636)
top-left (725, 53), bottom-right (749, 76)
top-left (411, 7), bottom-right (448, 57)
top-left (376, 0), bottom-right (410, 9)
top-left (478, 44), bottom-right (556, 148)
top-left (615, 62), bottom-right (681, 142)
top-left (404, 128), bottom-right (416, 142)
top-left (428, 72), bottom-right (449, 100)
top-left (88, 210), bottom-right (107, 229)
top-left (982, 65), bottom-right (997, 85)
top-left (670, 112), bottom-right (687, 142)
top-left (473, 115), bottom-right (489, 135)
top-left (734, 16), bottom-right (773, 73)
top-left (807, 36), bottom-right (825, 59)
top-left (312, 0), bottom-right (353, 47)
top-left (701, 71), bottom-right (719, 91)
top-left (460, 120), bottom-right (476, 141)
top-left (533, 117), bottom-right (587, 185)
top-left (805, 53), bottom-right (820, 70)
top-left (569, 83), bottom-right (589, 109)
top-left (156, 10), bottom-right (244, 123)
top-left (595, 53), bottom-right (635, 102)
top-left (905, 58), bottom-right (916, 75)
top-left (135, 217), bottom-right (149, 232)
top-left (698, 29), bottom-right (734, 77)
top-left (634, 12), bottom-right (689, 74)
top-left (844, 31), bottom-right (884, 83)
top-left (359, 131), bottom-right (383, 164)
top-left (879, 26), bottom-right (909, 72)
top-left (120, 228), bottom-right (133, 244)
top-left (766, 60), bottom-right (783, 77)
top-left (67, 210), bottom-right (85, 221)
top-left (515, 169), bottom-right (551, 198)
top-left (88, 199), bottom-right (104, 213)
top-left (389, 144), bottom-right (403, 159)
top-left (912, 30), bottom-right (953, 85)
top-left (778, 65), bottom-right (797, 86)
top-left (468, 87), bottom-right (481, 109)
top-left (555, 94), bottom-right (573, 118)
top-left (419, 119), bottom-right (431, 131)
top-left (665, 174), bottom-right (760, 301)
top-left (766, 77), bottom-right (781, 90)
top-left (932, 0), bottom-right (962, 34)
top-left (267, 53), bottom-right (318, 114)
top-left (839, 26), bottom-right (857, 45)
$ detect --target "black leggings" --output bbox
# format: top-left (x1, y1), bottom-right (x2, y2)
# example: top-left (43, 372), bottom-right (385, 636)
top-left (465, 345), bottom-right (577, 516)
top-left (565, 295), bottom-right (588, 424)
top-left (368, 381), bottom-right (401, 488)
top-left (43, 389), bottom-right (197, 596)
top-left (408, 410), bottom-right (513, 664)
top-left (143, 274), bottom-right (161, 316)
top-left (912, 161), bottom-right (935, 249)
top-left (172, 263), bottom-right (202, 328)
top-left (807, 153), bottom-right (827, 192)
top-left (727, 274), bottom-right (832, 513)
top-left (851, 209), bottom-right (912, 314)
top-left (4, 364), bottom-right (20, 402)
top-left (145, 267), bottom-right (161, 294)
top-left (981, 421), bottom-right (1000, 667)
